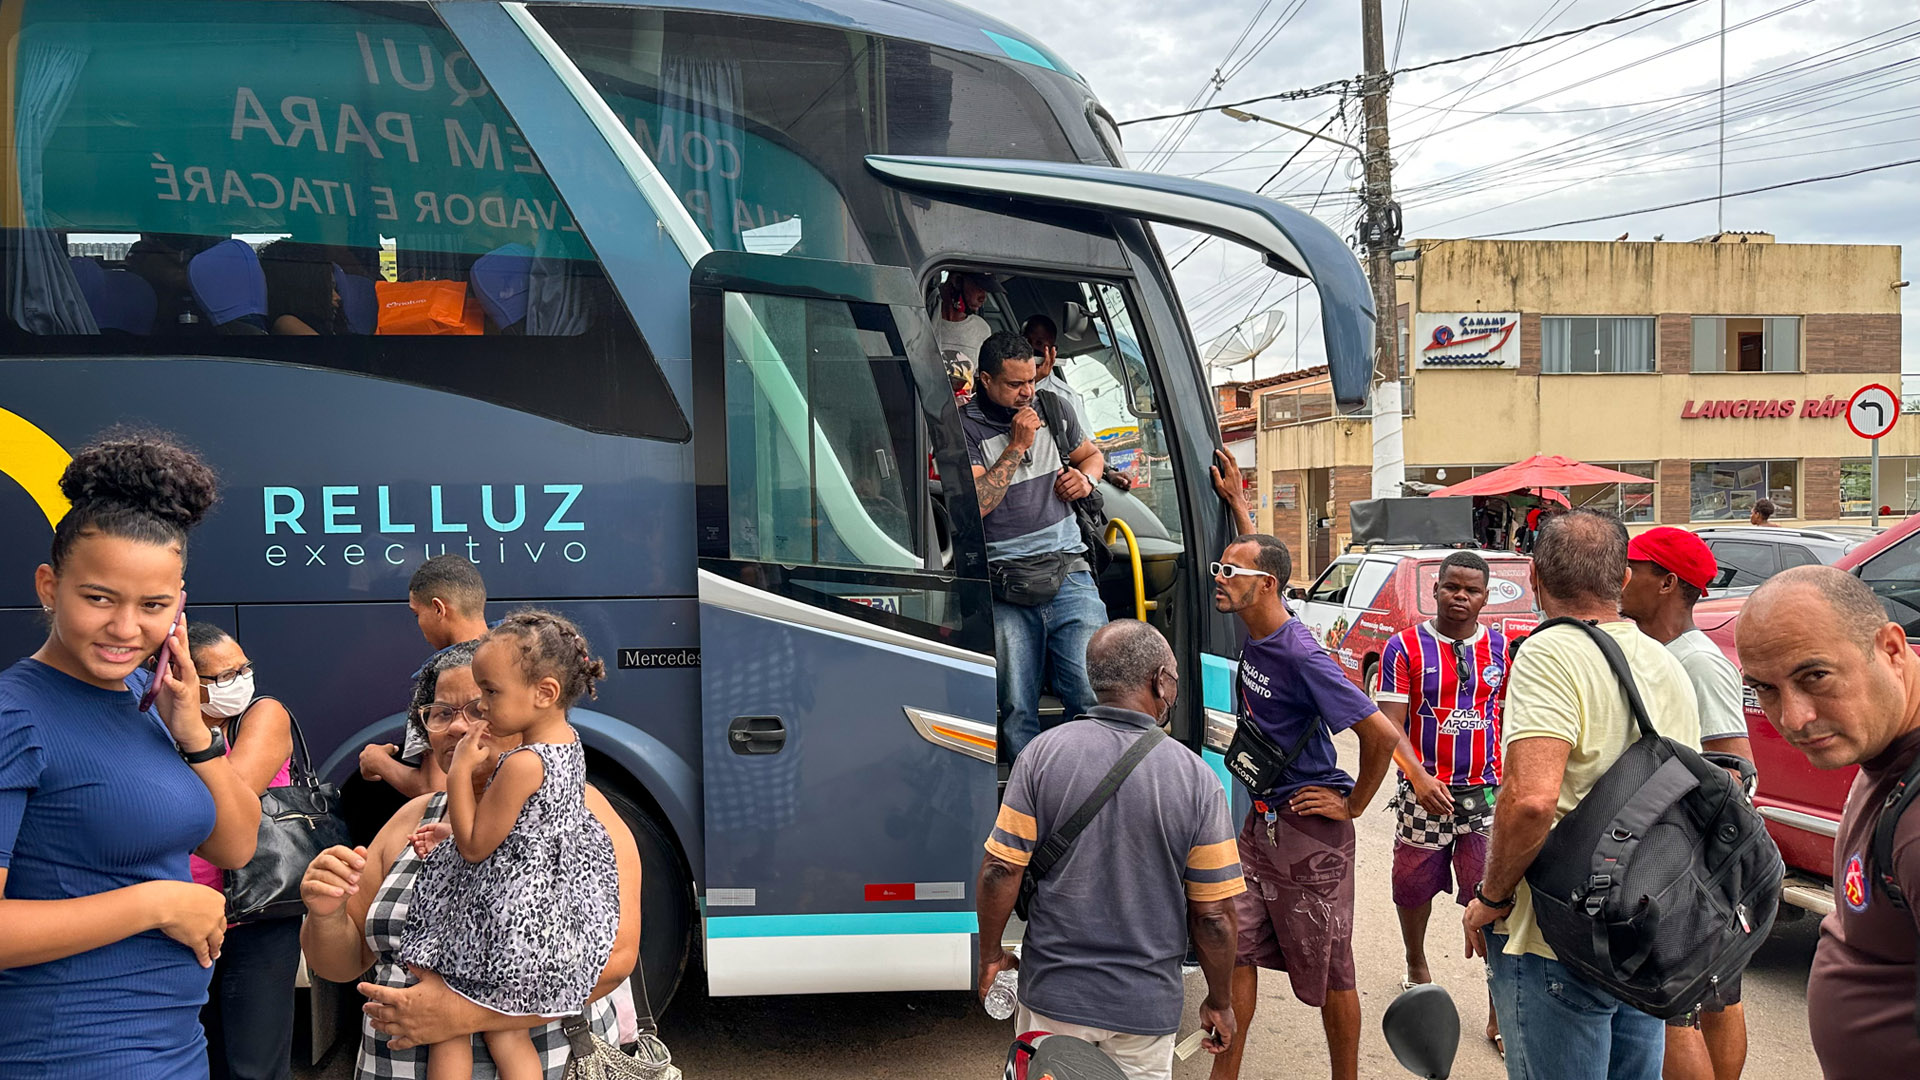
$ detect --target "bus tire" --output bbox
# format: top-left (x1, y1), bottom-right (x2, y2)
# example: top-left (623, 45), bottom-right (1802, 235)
top-left (1363, 659), bottom-right (1379, 697)
top-left (594, 779), bottom-right (695, 1014)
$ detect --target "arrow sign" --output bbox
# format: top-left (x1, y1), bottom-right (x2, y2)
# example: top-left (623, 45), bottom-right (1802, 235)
top-left (1847, 384), bottom-right (1900, 440)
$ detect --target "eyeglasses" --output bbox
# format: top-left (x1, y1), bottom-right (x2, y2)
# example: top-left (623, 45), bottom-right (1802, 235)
top-left (198, 663), bottom-right (253, 688)
top-left (1210, 561), bottom-right (1276, 581)
top-left (415, 699), bottom-right (485, 731)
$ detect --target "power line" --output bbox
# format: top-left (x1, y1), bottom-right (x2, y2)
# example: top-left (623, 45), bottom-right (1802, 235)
top-left (1116, 0), bottom-right (1707, 126)
top-left (1464, 155), bottom-right (1920, 238)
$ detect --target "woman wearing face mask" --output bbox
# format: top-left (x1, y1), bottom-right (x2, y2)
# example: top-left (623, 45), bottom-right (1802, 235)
top-left (0, 433), bottom-right (260, 1078)
top-left (301, 644), bottom-right (642, 1079)
top-left (183, 623), bottom-right (297, 1080)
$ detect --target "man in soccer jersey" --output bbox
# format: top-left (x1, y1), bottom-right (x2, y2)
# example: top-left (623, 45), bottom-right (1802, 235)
top-left (1374, 551), bottom-right (1506, 1049)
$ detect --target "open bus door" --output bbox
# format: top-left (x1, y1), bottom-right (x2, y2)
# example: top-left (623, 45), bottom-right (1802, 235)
top-left (687, 251), bottom-right (999, 995)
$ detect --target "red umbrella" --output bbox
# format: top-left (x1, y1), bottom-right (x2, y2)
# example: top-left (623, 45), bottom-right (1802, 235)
top-left (1432, 454), bottom-right (1650, 499)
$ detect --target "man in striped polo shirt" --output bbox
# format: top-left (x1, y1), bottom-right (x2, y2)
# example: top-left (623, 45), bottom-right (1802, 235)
top-left (963, 330), bottom-right (1107, 760)
top-left (1374, 550), bottom-right (1506, 1033)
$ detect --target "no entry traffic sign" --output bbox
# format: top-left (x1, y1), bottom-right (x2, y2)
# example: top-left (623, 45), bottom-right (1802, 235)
top-left (1848, 384), bottom-right (1900, 441)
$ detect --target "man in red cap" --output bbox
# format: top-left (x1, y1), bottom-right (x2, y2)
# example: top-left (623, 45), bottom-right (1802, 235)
top-left (1619, 526), bottom-right (1750, 1080)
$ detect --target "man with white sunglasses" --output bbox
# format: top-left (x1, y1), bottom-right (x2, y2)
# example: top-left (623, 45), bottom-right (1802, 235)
top-left (1204, 451), bottom-right (1409, 1080)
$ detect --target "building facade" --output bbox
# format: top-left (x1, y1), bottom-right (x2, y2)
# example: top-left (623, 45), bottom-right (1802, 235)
top-left (1240, 234), bottom-right (1909, 575)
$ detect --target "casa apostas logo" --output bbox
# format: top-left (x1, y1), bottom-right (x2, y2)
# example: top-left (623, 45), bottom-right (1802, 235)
top-left (1844, 851), bottom-right (1870, 912)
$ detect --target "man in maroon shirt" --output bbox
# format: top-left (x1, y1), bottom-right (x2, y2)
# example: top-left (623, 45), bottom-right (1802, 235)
top-left (1737, 565), bottom-right (1920, 1078)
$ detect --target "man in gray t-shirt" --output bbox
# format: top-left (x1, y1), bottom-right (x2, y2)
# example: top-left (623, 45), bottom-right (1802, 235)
top-left (976, 621), bottom-right (1241, 1080)
top-left (1621, 526), bottom-right (1750, 1080)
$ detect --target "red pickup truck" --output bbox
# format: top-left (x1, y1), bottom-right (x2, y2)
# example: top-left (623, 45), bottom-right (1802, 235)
top-left (1697, 514), bottom-right (1920, 915)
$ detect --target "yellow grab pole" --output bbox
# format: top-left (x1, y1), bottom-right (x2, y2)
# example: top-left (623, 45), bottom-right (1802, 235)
top-left (1103, 518), bottom-right (1147, 621)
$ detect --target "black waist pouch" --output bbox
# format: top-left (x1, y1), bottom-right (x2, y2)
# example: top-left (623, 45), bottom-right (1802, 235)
top-left (991, 552), bottom-right (1073, 607)
top-left (1223, 712), bottom-right (1322, 796)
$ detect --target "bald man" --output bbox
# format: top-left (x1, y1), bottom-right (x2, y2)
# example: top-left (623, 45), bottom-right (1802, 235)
top-left (976, 621), bottom-right (1240, 1080)
top-left (1738, 566), bottom-right (1920, 1079)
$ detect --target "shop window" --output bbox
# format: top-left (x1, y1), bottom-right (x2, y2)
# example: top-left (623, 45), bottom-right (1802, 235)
top-left (1541, 316), bottom-right (1656, 374)
top-left (1691, 317), bottom-right (1800, 372)
top-left (1564, 461), bottom-right (1656, 523)
top-left (1690, 460), bottom-right (1797, 521)
top-left (1842, 458), bottom-right (1920, 517)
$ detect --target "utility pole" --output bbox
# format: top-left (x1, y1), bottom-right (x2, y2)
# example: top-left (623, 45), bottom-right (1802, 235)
top-left (1360, 0), bottom-right (1405, 499)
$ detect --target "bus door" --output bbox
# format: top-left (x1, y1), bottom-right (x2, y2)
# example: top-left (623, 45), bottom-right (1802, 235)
top-left (687, 251), bottom-right (997, 996)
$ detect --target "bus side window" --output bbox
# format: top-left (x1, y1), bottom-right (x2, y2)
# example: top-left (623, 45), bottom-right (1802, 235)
top-left (3, 1), bottom-right (684, 442)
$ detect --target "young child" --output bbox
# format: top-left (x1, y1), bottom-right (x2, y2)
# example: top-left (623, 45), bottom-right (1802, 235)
top-left (397, 610), bottom-right (621, 1080)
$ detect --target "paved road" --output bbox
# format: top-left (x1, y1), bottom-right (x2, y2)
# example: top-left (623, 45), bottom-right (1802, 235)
top-left (300, 733), bottom-right (1824, 1079)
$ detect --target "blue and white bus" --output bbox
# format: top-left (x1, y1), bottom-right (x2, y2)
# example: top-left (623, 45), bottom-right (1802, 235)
top-left (0, 0), bottom-right (1374, 1010)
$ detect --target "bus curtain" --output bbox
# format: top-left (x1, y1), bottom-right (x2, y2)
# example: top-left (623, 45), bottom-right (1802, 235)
top-left (8, 39), bottom-right (99, 335)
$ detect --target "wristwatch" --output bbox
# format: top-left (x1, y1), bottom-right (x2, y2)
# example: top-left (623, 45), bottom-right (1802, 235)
top-left (1473, 882), bottom-right (1515, 910)
top-left (180, 727), bottom-right (226, 766)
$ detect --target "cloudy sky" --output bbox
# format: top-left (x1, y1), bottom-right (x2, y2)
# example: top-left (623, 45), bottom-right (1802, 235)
top-left (964, 0), bottom-right (1918, 381)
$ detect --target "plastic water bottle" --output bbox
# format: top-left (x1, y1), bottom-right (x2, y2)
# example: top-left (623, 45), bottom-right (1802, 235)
top-left (983, 969), bottom-right (1019, 1020)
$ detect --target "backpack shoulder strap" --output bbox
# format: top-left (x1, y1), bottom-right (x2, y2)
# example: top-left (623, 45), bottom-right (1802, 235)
top-left (1520, 617), bottom-right (1659, 743)
top-left (1028, 726), bottom-right (1168, 882)
top-left (1031, 389), bottom-right (1075, 469)
top-left (1872, 752), bottom-right (1920, 912)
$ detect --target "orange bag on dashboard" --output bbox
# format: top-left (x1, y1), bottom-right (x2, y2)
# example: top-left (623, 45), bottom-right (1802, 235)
top-left (374, 279), bottom-right (483, 335)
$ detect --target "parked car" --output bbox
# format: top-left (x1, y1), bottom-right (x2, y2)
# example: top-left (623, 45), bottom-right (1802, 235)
top-left (1690, 525), bottom-right (1876, 592)
top-left (1698, 514), bottom-right (1919, 915)
top-left (1290, 549), bottom-right (1539, 694)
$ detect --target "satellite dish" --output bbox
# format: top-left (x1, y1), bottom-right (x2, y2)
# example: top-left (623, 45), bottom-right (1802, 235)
top-left (1203, 308), bottom-right (1287, 370)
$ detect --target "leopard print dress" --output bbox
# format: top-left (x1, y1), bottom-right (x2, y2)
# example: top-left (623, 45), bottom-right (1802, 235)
top-left (398, 739), bottom-right (620, 1017)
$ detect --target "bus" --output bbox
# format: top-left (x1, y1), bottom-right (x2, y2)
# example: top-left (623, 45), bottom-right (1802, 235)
top-left (0, 0), bottom-right (1375, 1013)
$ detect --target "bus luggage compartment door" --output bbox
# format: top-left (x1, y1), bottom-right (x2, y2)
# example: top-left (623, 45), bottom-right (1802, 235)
top-left (688, 251), bottom-right (998, 996)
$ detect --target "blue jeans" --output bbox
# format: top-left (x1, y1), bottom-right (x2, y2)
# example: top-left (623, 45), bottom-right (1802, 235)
top-left (994, 570), bottom-right (1105, 759)
top-left (1484, 930), bottom-right (1665, 1080)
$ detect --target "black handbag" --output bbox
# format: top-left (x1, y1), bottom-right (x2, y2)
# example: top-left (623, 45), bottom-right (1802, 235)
top-left (223, 699), bottom-right (352, 923)
top-left (1032, 390), bottom-right (1112, 577)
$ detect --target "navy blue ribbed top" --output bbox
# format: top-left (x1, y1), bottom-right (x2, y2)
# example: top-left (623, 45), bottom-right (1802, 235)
top-left (0, 657), bottom-right (217, 1078)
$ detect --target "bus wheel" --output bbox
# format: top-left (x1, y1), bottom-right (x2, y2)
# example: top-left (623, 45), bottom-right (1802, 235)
top-left (595, 780), bottom-right (695, 1014)
top-left (1363, 660), bottom-right (1379, 697)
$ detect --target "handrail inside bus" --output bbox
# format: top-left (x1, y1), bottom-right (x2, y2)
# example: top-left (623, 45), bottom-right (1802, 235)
top-left (1104, 518), bottom-right (1147, 621)
top-left (506, 3), bottom-right (915, 568)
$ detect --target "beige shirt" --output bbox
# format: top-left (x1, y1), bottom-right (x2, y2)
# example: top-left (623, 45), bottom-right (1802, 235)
top-left (1498, 619), bottom-right (1701, 960)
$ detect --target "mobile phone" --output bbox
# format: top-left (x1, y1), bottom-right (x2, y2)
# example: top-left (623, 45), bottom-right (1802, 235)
top-left (139, 590), bottom-right (186, 712)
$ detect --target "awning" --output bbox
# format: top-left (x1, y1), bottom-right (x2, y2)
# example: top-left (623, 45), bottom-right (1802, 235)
top-left (1433, 454), bottom-right (1650, 499)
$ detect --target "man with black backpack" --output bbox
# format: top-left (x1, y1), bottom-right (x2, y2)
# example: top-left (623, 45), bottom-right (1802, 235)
top-left (963, 330), bottom-right (1108, 761)
top-left (1738, 565), bottom-right (1920, 1078)
top-left (975, 620), bottom-right (1241, 1080)
top-left (1463, 510), bottom-right (1701, 1080)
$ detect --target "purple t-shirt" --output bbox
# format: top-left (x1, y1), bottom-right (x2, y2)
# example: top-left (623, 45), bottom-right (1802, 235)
top-left (1238, 617), bottom-right (1379, 800)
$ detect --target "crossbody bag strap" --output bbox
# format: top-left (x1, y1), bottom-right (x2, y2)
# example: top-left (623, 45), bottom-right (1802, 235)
top-left (1523, 617), bottom-right (1659, 743)
top-left (1028, 726), bottom-right (1168, 882)
top-left (1235, 660), bottom-right (1326, 789)
top-left (225, 696), bottom-right (319, 783)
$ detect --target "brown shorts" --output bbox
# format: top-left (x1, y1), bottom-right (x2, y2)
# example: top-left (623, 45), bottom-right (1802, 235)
top-left (1230, 806), bottom-right (1358, 1008)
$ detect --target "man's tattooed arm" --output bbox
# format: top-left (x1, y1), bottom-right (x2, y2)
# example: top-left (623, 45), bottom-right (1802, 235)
top-left (973, 445), bottom-right (1025, 515)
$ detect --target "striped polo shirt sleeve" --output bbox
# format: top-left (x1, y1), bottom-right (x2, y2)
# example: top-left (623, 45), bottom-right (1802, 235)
top-left (1182, 783), bottom-right (1245, 902)
top-left (986, 758), bottom-right (1039, 867)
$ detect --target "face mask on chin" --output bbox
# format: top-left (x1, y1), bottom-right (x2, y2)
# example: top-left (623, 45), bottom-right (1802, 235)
top-left (203, 670), bottom-right (256, 719)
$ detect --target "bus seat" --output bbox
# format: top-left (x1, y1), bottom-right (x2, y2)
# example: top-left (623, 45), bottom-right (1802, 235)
top-left (68, 257), bottom-right (107, 330)
top-left (188, 239), bottom-right (269, 335)
top-left (332, 265), bottom-right (378, 335)
top-left (98, 270), bottom-right (157, 335)
top-left (471, 243), bottom-right (534, 329)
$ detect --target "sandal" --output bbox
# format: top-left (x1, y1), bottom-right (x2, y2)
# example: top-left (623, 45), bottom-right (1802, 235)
top-left (1488, 1033), bottom-right (1505, 1059)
